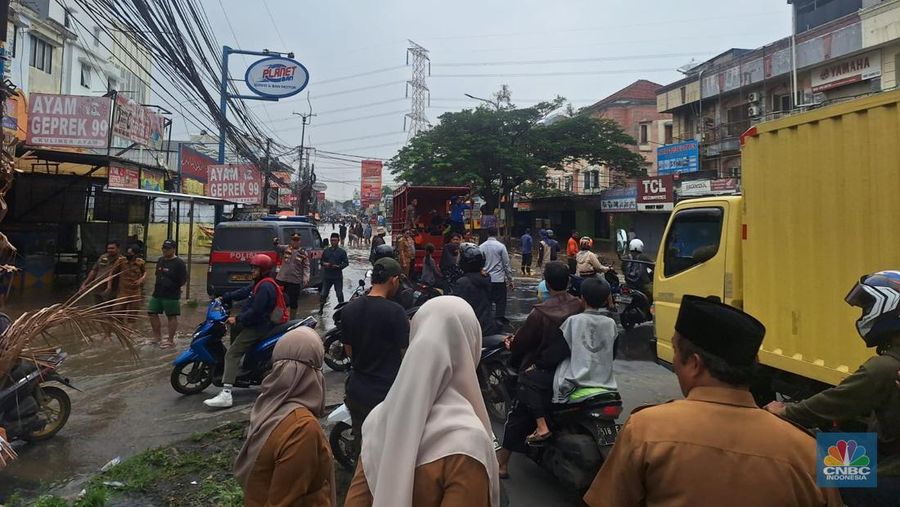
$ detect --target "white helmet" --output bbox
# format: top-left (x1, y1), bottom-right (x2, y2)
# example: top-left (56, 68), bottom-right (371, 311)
top-left (629, 239), bottom-right (644, 253)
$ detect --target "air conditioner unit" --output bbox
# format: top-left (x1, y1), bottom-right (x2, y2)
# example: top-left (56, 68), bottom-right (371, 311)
top-left (747, 92), bottom-right (761, 103)
top-left (748, 105), bottom-right (762, 117)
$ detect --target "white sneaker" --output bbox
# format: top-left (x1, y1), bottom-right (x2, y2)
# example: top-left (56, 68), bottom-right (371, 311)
top-left (203, 390), bottom-right (233, 408)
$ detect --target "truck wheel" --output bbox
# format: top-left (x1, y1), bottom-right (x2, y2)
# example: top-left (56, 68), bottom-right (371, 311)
top-left (25, 386), bottom-right (71, 441)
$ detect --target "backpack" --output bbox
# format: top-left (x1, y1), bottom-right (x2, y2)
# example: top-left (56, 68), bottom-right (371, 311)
top-left (254, 277), bottom-right (290, 324)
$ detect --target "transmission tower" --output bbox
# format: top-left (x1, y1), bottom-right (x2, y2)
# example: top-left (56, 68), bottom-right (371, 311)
top-left (404, 40), bottom-right (431, 140)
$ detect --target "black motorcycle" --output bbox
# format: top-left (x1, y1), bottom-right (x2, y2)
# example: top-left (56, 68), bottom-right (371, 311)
top-left (0, 349), bottom-right (77, 442)
top-left (619, 258), bottom-right (655, 329)
top-left (502, 367), bottom-right (624, 492)
top-left (478, 334), bottom-right (513, 423)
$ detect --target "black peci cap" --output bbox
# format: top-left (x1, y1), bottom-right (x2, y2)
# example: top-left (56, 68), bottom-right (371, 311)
top-left (675, 295), bottom-right (766, 366)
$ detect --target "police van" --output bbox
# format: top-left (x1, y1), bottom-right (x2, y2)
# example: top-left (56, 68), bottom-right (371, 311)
top-left (207, 216), bottom-right (324, 296)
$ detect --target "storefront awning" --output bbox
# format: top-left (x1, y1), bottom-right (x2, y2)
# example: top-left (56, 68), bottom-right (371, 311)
top-left (102, 186), bottom-right (233, 205)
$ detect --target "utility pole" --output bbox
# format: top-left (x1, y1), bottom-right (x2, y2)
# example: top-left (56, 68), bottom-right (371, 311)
top-left (263, 137), bottom-right (273, 213)
top-left (404, 40), bottom-right (431, 141)
top-left (292, 112), bottom-right (315, 215)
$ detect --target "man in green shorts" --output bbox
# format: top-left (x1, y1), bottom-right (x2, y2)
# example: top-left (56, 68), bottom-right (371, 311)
top-left (148, 239), bottom-right (187, 348)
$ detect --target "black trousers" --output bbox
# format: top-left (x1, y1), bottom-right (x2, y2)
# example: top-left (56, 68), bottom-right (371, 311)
top-left (345, 395), bottom-right (375, 456)
top-left (568, 257), bottom-right (577, 274)
top-left (279, 281), bottom-right (302, 310)
top-left (522, 253), bottom-right (533, 269)
top-left (320, 277), bottom-right (344, 304)
top-left (502, 368), bottom-right (555, 452)
top-left (490, 281), bottom-right (508, 321)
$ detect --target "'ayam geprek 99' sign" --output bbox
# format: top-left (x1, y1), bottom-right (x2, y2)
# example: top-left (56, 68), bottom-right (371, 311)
top-left (27, 93), bottom-right (111, 148)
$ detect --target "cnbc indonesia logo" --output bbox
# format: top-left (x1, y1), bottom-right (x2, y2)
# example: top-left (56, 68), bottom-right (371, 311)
top-left (817, 433), bottom-right (877, 488)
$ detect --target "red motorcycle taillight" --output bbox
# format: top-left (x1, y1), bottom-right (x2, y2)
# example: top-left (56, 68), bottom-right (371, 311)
top-left (602, 405), bottom-right (623, 418)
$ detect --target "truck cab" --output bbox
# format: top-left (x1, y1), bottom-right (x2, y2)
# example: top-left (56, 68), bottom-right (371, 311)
top-left (654, 197), bottom-right (743, 365)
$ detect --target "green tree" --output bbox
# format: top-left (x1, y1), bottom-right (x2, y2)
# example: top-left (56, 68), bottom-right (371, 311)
top-left (388, 98), bottom-right (646, 214)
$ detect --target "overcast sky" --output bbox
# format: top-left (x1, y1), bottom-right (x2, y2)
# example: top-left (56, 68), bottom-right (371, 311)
top-left (171, 0), bottom-right (793, 200)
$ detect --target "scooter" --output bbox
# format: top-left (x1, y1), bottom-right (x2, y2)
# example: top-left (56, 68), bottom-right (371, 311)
top-left (479, 334), bottom-right (513, 423)
top-left (618, 284), bottom-right (653, 330)
top-left (170, 300), bottom-right (318, 395)
top-left (0, 349), bottom-right (78, 442)
top-left (502, 367), bottom-right (624, 492)
top-left (326, 403), bottom-right (356, 470)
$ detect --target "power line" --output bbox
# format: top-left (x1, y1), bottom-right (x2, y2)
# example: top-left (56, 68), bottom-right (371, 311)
top-left (303, 131), bottom-right (404, 146)
top-left (261, 0), bottom-right (288, 49)
top-left (277, 80), bottom-right (406, 103)
top-left (314, 65), bottom-right (407, 85)
top-left (431, 67), bottom-right (676, 78)
top-left (434, 52), bottom-right (713, 67)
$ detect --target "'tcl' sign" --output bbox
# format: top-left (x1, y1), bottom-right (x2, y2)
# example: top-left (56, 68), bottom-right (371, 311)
top-left (637, 175), bottom-right (674, 211)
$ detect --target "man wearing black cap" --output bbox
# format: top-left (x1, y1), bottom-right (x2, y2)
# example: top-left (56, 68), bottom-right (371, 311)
top-left (148, 240), bottom-right (187, 348)
top-left (583, 295), bottom-right (842, 507)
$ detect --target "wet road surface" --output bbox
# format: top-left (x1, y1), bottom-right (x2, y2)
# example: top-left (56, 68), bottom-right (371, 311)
top-left (0, 229), bottom-right (682, 505)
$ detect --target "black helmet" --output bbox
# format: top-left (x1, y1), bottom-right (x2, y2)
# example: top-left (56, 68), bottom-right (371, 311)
top-left (371, 244), bottom-right (396, 262)
top-left (458, 243), bottom-right (485, 273)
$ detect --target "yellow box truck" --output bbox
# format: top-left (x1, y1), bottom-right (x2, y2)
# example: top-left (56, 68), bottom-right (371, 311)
top-left (653, 90), bottom-right (900, 400)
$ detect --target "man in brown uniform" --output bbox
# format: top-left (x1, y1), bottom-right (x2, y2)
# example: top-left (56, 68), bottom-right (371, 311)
top-left (116, 246), bottom-right (146, 324)
top-left (79, 240), bottom-right (126, 302)
top-left (584, 295), bottom-right (842, 507)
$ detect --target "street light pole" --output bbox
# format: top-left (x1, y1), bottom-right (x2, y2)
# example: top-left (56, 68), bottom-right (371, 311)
top-left (464, 92), bottom-right (500, 110)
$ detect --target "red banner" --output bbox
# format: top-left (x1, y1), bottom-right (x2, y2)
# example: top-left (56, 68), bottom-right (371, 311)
top-left (207, 164), bottom-right (262, 204)
top-left (179, 145), bottom-right (215, 195)
top-left (360, 160), bottom-right (383, 210)
top-left (27, 93), bottom-right (111, 148)
top-left (113, 95), bottom-right (164, 149)
top-left (108, 164), bottom-right (140, 189)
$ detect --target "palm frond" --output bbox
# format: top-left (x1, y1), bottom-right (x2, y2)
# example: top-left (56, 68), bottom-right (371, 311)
top-left (0, 277), bottom-right (142, 379)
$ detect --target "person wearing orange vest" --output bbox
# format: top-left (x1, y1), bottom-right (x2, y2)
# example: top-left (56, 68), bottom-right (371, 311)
top-left (206, 254), bottom-right (282, 409)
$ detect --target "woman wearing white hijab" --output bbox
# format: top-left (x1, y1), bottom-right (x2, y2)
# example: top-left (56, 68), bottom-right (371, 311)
top-left (234, 326), bottom-right (335, 506)
top-left (344, 296), bottom-right (501, 507)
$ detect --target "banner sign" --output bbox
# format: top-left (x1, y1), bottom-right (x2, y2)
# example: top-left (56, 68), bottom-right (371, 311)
top-left (679, 179), bottom-right (711, 197)
top-left (113, 95), bottom-right (164, 149)
top-left (658, 140), bottom-right (700, 175)
top-left (179, 145), bottom-right (215, 196)
top-left (108, 164), bottom-right (140, 189)
top-left (245, 57), bottom-right (310, 99)
top-left (208, 164), bottom-right (262, 204)
top-left (637, 175), bottom-right (674, 212)
top-left (710, 178), bottom-right (738, 194)
top-left (140, 168), bottom-right (165, 192)
top-left (812, 51), bottom-right (881, 93)
top-left (317, 191), bottom-right (326, 203)
top-left (600, 186), bottom-right (637, 212)
top-left (360, 160), bottom-right (383, 211)
top-left (27, 93), bottom-right (111, 148)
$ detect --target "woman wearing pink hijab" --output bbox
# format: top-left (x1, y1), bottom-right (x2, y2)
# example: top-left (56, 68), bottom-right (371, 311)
top-left (234, 326), bottom-right (335, 506)
top-left (345, 296), bottom-right (501, 507)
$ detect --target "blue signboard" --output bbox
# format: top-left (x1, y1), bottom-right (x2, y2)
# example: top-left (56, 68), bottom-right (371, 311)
top-left (657, 140), bottom-right (700, 175)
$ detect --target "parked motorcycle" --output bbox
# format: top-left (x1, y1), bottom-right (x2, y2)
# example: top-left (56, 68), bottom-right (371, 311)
top-left (322, 278), bottom-right (369, 372)
top-left (326, 403), bottom-right (356, 470)
top-left (170, 300), bottom-right (318, 395)
top-left (0, 349), bottom-right (77, 442)
top-left (479, 334), bottom-right (513, 423)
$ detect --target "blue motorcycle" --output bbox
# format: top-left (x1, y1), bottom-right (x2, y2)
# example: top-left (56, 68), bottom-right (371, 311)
top-left (170, 300), bottom-right (318, 395)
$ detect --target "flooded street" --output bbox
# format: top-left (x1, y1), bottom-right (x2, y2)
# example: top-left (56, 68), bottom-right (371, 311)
top-left (0, 228), bottom-right (681, 505)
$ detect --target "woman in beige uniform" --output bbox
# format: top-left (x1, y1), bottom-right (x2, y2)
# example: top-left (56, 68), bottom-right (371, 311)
top-left (344, 296), bottom-right (500, 507)
top-left (234, 326), bottom-right (335, 507)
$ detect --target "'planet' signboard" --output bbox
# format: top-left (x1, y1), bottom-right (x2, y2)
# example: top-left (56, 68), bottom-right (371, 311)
top-left (245, 57), bottom-right (310, 99)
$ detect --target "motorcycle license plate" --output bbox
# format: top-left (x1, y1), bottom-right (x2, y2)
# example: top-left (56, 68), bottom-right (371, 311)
top-left (230, 273), bottom-right (253, 282)
top-left (598, 424), bottom-right (622, 446)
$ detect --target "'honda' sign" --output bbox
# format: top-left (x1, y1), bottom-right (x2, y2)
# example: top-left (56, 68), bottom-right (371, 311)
top-left (637, 175), bottom-right (674, 212)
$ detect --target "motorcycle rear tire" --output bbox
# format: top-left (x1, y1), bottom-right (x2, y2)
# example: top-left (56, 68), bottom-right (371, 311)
top-left (25, 385), bottom-right (71, 442)
top-left (329, 421), bottom-right (357, 471)
top-left (482, 366), bottom-right (512, 424)
top-left (323, 333), bottom-right (351, 372)
top-left (170, 361), bottom-right (214, 395)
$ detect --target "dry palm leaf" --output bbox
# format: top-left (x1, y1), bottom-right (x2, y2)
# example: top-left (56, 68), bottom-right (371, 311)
top-left (0, 428), bottom-right (15, 468)
top-left (0, 274), bottom-right (142, 379)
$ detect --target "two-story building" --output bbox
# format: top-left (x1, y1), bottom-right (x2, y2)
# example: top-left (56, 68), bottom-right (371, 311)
top-left (657, 0), bottom-right (900, 179)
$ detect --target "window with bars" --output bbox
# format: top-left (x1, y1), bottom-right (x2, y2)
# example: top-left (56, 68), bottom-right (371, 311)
top-left (80, 63), bottom-right (92, 88)
top-left (29, 35), bottom-right (53, 73)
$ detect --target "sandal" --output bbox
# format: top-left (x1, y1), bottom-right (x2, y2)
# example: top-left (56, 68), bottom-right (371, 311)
top-left (526, 431), bottom-right (552, 444)
top-left (159, 341), bottom-right (175, 349)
